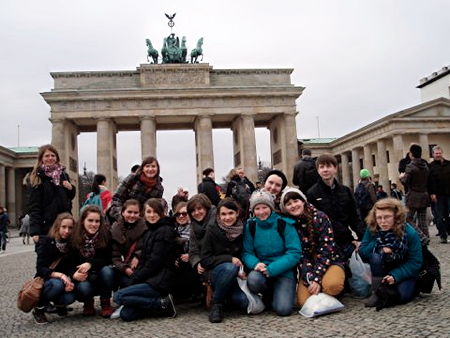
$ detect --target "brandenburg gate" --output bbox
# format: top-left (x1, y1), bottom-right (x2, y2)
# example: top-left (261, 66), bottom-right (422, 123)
top-left (42, 63), bottom-right (303, 194)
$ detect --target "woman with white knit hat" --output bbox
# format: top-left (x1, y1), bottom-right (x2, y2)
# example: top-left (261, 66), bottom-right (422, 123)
top-left (242, 190), bottom-right (301, 316)
top-left (280, 187), bottom-right (345, 306)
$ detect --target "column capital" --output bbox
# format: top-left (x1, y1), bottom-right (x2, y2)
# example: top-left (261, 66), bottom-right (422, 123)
top-left (139, 115), bottom-right (156, 122)
top-left (96, 117), bottom-right (111, 122)
top-left (49, 117), bottom-right (65, 123)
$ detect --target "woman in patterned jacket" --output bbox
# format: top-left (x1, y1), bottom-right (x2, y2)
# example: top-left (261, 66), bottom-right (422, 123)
top-left (280, 187), bottom-right (345, 306)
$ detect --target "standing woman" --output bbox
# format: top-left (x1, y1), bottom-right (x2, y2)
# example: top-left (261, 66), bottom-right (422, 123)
top-left (83, 174), bottom-right (112, 214)
top-left (200, 198), bottom-right (248, 323)
top-left (187, 194), bottom-right (217, 276)
top-left (28, 144), bottom-right (76, 242)
top-left (32, 213), bottom-right (77, 324)
top-left (261, 170), bottom-right (288, 212)
top-left (71, 206), bottom-right (115, 317)
top-left (110, 199), bottom-right (147, 288)
top-left (109, 157), bottom-right (164, 222)
top-left (280, 188), bottom-right (345, 306)
top-left (113, 198), bottom-right (177, 321)
top-left (359, 198), bottom-right (422, 308)
top-left (242, 191), bottom-right (301, 316)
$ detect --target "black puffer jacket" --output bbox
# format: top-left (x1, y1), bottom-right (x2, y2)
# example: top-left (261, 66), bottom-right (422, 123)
top-left (35, 236), bottom-right (73, 279)
top-left (198, 177), bottom-right (221, 206)
top-left (292, 157), bottom-right (320, 193)
top-left (28, 169), bottom-right (76, 237)
top-left (200, 222), bottom-right (243, 271)
top-left (307, 179), bottom-right (365, 247)
top-left (130, 217), bottom-right (177, 293)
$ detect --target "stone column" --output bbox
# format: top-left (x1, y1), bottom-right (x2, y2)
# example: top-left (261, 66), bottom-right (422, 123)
top-left (341, 152), bottom-right (351, 188)
top-left (140, 116), bottom-right (157, 159)
top-left (283, 112), bottom-right (299, 185)
top-left (363, 144), bottom-right (374, 175)
top-left (51, 118), bottom-right (66, 155)
top-left (0, 165), bottom-right (5, 207)
top-left (377, 139), bottom-right (390, 195)
top-left (351, 148), bottom-right (361, 188)
top-left (419, 133), bottom-right (429, 160)
top-left (195, 115), bottom-right (214, 184)
top-left (241, 114), bottom-right (258, 184)
top-left (97, 118), bottom-right (118, 191)
top-left (392, 134), bottom-right (404, 171)
top-left (6, 167), bottom-right (16, 225)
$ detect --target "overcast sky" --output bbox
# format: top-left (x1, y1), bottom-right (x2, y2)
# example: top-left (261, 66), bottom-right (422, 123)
top-left (1, 0), bottom-right (449, 199)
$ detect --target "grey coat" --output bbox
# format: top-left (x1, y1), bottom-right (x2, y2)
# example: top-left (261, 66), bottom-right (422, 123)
top-left (401, 159), bottom-right (429, 208)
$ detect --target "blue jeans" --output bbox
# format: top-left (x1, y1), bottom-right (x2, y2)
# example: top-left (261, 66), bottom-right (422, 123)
top-left (113, 283), bottom-right (163, 321)
top-left (368, 252), bottom-right (417, 304)
top-left (76, 266), bottom-right (115, 301)
top-left (0, 231), bottom-right (7, 251)
top-left (40, 278), bottom-right (76, 306)
top-left (247, 270), bottom-right (296, 316)
top-left (435, 195), bottom-right (450, 240)
top-left (211, 262), bottom-right (248, 309)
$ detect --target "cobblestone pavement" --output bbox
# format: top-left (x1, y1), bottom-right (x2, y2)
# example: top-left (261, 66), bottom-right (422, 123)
top-left (1, 226), bottom-right (448, 338)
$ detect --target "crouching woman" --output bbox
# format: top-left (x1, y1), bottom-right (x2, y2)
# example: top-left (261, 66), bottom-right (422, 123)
top-left (280, 188), bottom-right (345, 306)
top-left (242, 191), bottom-right (301, 316)
top-left (359, 198), bottom-right (422, 308)
top-left (200, 198), bottom-right (248, 323)
top-left (113, 198), bottom-right (177, 321)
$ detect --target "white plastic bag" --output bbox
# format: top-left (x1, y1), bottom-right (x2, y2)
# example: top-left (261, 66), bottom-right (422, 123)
top-left (299, 293), bottom-right (344, 318)
top-left (236, 266), bottom-right (265, 314)
top-left (348, 250), bottom-right (372, 297)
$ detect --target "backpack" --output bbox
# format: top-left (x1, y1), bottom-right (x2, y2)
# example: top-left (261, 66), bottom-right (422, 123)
top-left (248, 218), bottom-right (286, 244)
top-left (303, 160), bottom-right (320, 190)
top-left (231, 180), bottom-right (251, 204)
top-left (80, 192), bottom-right (103, 213)
top-left (354, 183), bottom-right (373, 211)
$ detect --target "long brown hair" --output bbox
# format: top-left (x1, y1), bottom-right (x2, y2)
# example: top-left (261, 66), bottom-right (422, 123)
top-left (71, 206), bottom-right (110, 249)
top-left (366, 198), bottom-right (407, 237)
top-left (135, 156), bottom-right (160, 177)
top-left (47, 212), bottom-right (75, 241)
top-left (30, 144), bottom-right (61, 187)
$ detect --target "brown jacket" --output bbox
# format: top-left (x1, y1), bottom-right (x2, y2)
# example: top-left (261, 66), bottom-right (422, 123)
top-left (401, 158), bottom-right (429, 208)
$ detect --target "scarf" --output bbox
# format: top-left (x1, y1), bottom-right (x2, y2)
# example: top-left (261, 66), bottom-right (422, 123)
top-left (41, 163), bottom-right (64, 186)
top-left (139, 173), bottom-right (157, 193)
top-left (375, 229), bottom-right (408, 262)
top-left (216, 218), bottom-right (243, 241)
top-left (80, 232), bottom-right (99, 258)
top-left (55, 239), bottom-right (68, 254)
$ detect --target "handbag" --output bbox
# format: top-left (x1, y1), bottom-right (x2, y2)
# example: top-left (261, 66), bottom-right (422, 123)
top-left (348, 250), bottom-right (372, 297)
top-left (236, 266), bottom-right (265, 315)
top-left (417, 246), bottom-right (441, 294)
top-left (17, 257), bottom-right (62, 313)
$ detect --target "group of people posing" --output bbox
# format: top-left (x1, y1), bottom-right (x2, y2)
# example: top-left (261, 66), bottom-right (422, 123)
top-left (26, 143), bottom-right (429, 324)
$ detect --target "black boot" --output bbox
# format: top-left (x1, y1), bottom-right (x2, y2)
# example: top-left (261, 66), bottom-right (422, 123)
top-left (208, 303), bottom-right (224, 323)
top-left (160, 294), bottom-right (177, 318)
top-left (364, 277), bottom-right (383, 307)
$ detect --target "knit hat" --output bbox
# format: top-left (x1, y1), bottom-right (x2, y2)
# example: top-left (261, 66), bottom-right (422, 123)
top-left (249, 190), bottom-right (275, 213)
top-left (264, 169), bottom-right (288, 191)
top-left (359, 169), bottom-right (371, 179)
top-left (279, 187), bottom-right (307, 214)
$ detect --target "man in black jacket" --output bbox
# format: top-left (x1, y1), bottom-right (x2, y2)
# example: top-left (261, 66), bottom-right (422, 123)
top-left (198, 168), bottom-right (221, 206)
top-left (307, 154), bottom-right (365, 261)
top-left (292, 149), bottom-right (319, 193)
top-left (428, 145), bottom-right (450, 243)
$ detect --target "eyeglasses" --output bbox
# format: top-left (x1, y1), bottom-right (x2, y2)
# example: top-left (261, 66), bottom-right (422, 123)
top-left (375, 215), bottom-right (394, 222)
top-left (175, 212), bottom-right (188, 218)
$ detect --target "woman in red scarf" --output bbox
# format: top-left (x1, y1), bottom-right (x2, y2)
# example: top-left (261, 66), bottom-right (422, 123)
top-left (109, 156), bottom-right (164, 222)
top-left (28, 144), bottom-right (76, 242)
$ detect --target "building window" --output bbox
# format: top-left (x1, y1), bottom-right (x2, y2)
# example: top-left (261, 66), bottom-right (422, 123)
top-left (386, 150), bottom-right (390, 163)
top-left (372, 154), bottom-right (376, 167)
top-left (359, 158), bottom-right (363, 169)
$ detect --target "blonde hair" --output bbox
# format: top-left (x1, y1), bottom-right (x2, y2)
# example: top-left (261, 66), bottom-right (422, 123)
top-left (29, 144), bottom-right (61, 187)
top-left (366, 198), bottom-right (407, 237)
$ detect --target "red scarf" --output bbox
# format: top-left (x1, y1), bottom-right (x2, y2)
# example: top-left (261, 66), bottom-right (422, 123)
top-left (139, 173), bottom-right (157, 193)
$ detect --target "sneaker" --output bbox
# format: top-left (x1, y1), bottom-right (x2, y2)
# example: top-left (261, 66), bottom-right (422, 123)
top-left (440, 238), bottom-right (448, 244)
top-left (110, 305), bottom-right (123, 319)
top-left (55, 305), bottom-right (68, 317)
top-left (208, 303), bottom-right (223, 323)
top-left (160, 294), bottom-right (177, 318)
top-left (45, 304), bottom-right (57, 313)
top-left (32, 308), bottom-right (49, 324)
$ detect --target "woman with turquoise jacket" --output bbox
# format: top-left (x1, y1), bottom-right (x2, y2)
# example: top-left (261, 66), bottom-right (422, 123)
top-left (242, 191), bottom-right (301, 316)
top-left (359, 198), bottom-right (422, 308)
